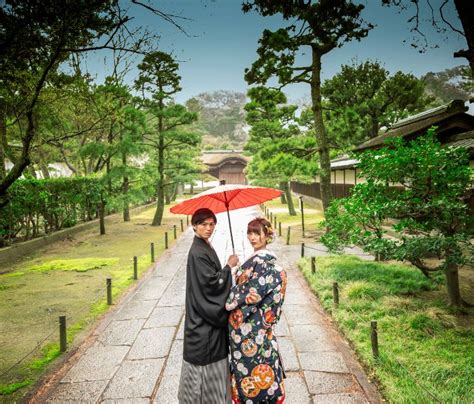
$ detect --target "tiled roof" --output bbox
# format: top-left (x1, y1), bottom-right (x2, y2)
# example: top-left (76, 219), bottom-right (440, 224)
top-left (201, 150), bottom-right (250, 166)
top-left (354, 100), bottom-right (474, 151)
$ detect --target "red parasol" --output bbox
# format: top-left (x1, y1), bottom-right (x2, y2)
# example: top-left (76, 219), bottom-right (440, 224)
top-left (170, 181), bottom-right (282, 252)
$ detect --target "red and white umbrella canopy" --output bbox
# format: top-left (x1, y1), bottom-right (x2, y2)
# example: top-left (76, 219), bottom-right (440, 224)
top-left (170, 183), bottom-right (282, 215)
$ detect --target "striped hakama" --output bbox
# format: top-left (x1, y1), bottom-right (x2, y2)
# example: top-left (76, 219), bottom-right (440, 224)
top-left (178, 357), bottom-right (232, 404)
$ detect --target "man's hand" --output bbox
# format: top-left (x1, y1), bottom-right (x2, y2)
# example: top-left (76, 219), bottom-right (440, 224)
top-left (227, 254), bottom-right (239, 268)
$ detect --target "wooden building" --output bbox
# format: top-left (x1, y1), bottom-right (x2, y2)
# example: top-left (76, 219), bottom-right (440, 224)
top-left (201, 150), bottom-right (250, 185)
top-left (291, 100), bottom-right (474, 201)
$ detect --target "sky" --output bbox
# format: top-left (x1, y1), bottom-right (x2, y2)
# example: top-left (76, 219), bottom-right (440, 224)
top-left (85, 0), bottom-right (468, 105)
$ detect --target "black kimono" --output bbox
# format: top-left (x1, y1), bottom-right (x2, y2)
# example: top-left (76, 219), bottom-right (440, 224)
top-left (183, 235), bottom-right (232, 366)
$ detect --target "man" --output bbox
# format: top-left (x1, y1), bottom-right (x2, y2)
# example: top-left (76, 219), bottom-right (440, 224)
top-left (178, 208), bottom-right (239, 404)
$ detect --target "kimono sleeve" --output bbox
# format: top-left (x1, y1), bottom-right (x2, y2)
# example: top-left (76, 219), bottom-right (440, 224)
top-left (190, 252), bottom-right (231, 327)
top-left (258, 269), bottom-right (286, 329)
top-left (225, 255), bottom-right (278, 316)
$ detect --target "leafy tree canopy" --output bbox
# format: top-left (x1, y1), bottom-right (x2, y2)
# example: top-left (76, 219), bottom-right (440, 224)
top-left (322, 60), bottom-right (431, 149)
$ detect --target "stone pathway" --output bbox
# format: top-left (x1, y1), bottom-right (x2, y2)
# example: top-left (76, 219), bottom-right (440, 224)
top-left (32, 207), bottom-right (381, 403)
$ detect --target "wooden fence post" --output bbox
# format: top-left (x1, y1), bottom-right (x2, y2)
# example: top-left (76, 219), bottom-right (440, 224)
top-left (286, 226), bottom-right (291, 245)
top-left (333, 282), bottom-right (339, 307)
top-left (133, 256), bottom-right (138, 280)
top-left (278, 222), bottom-right (282, 237)
top-left (311, 257), bottom-right (316, 274)
top-left (151, 242), bottom-right (155, 262)
top-left (301, 242), bottom-right (305, 258)
top-left (165, 232), bottom-right (168, 249)
top-left (106, 278), bottom-right (112, 305)
top-left (371, 320), bottom-right (379, 359)
top-left (180, 219), bottom-right (184, 232)
top-left (300, 196), bottom-right (305, 237)
top-left (59, 316), bottom-right (67, 352)
top-left (173, 225), bottom-right (177, 239)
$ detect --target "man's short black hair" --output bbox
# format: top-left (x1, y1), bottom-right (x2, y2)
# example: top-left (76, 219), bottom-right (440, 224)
top-left (191, 208), bottom-right (217, 226)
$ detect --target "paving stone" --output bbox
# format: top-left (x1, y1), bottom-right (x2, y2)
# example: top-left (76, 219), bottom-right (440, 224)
top-left (98, 319), bottom-right (145, 346)
top-left (299, 351), bottom-right (349, 373)
top-left (102, 359), bottom-right (164, 399)
top-left (128, 327), bottom-right (175, 360)
top-left (162, 340), bottom-right (183, 377)
top-left (304, 371), bottom-right (358, 395)
top-left (290, 325), bottom-right (335, 352)
top-left (62, 346), bottom-right (129, 382)
top-left (176, 316), bottom-right (185, 340)
top-left (134, 281), bottom-right (169, 301)
top-left (145, 306), bottom-right (184, 328)
top-left (274, 313), bottom-right (290, 336)
top-left (157, 283), bottom-right (186, 307)
top-left (45, 380), bottom-right (108, 403)
top-left (284, 304), bottom-right (322, 326)
top-left (283, 372), bottom-right (311, 404)
top-left (153, 374), bottom-right (180, 404)
top-left (114, 300), bottom-right (157, 321)
top-left (277, 337), bottom-right (300, 371)
top-left (312, 392), bottom-right (368, 403)
top-left (284, 290), bottom-right (309, 305)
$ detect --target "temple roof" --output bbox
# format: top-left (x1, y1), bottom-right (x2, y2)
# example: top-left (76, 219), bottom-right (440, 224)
top-left (201, 150), bottom-right (250, 167)
top-left (354, 100), bottom-right (474, 151)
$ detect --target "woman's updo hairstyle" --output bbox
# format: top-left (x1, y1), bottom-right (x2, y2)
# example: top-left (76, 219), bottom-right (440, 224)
top-left (247, 217), bottom-right (275, 244)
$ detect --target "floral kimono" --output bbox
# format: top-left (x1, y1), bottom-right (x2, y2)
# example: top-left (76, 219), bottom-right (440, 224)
top-left (226, 249), bottom-right (287, 404)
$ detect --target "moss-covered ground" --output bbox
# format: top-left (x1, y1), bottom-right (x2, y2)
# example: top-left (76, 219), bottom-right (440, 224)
top-left (0, 203), bottom-right (187, 402)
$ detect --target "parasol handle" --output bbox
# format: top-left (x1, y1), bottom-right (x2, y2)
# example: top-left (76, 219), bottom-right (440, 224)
top-left (225, 205), bottom-right (235, 254)
top-left (223, 191), bottom-right (235, 254)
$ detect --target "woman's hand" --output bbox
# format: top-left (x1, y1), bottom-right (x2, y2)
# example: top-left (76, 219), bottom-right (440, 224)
top-left (227, 254), bottom-right (240, 268)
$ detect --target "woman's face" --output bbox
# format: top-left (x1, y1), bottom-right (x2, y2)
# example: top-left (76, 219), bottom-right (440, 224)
top-left (247, 227), bottom-right (268, 251)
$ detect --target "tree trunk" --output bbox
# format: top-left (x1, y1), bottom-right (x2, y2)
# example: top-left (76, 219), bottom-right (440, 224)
top-left (0, 112), bottom-right (6, 181)
top-left (152, 115), bottom-right (165, 226)
top-left (152, 175), bottom-right (165, 226)
top-left (284, 182), bottom-right (296, 216)
top-left (122, 151), bottom-right (130, 222)
top-left (39, 161), bottom-right (50, 179)
top-left (453, 0), bottom-right (474, 75)
top-left (0, 126), bottom-right (32, 206)
top-left (99, 200), bottom-right (106, 235)
top-left (311, 48), bottom-right (332, 212)
top-left (370, 119), bottom-right (379, 139)
top-left (170, 183), bottom-right (178, 202)
top-left (445, 260), bottom-right (463, 307)
top-left (279, 181), bottom-right (287, 204)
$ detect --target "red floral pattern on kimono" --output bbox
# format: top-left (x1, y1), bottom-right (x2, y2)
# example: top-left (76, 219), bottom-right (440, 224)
top-left (226, 250), bottom-right (287, 404)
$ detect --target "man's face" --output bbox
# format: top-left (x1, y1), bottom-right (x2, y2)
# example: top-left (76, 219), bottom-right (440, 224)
top-left (193, 218), bottom-right (216, 240)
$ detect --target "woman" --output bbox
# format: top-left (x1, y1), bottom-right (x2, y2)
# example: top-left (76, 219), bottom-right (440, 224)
top-left (226, 217), bottom-right (287, 404)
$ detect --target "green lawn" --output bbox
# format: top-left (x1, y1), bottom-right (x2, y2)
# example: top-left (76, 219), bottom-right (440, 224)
top-left (299, 255), bottom-right (474, 403)
top-left (0, 203), bottom-right (188, 401)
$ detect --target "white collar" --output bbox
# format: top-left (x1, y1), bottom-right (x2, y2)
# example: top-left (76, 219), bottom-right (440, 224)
top-left (249, 248), bottom-right (277, 260)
